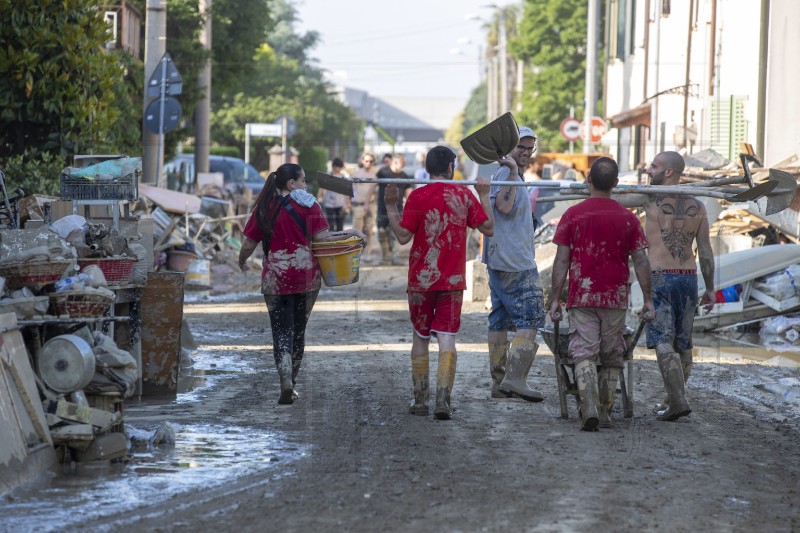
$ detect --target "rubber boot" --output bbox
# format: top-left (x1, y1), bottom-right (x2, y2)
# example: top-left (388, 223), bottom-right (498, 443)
top-left (498, 337), bottom-right (544, 402)
top-left (653, 361), bottom-right (692, 415)
top-left (277, 356), bottom-right (294, 405)
top-left (655, 352), bottom-right (691, 421)
top-left (434, 351), bottom-right (457, 420)
top-left (488, 342), bottom-right (510, 398)
top-left (574, 360), bottom-right (599, 431)
top-left (291, 365), bottom-right (300, 400)
top-left (409, 353), bottom-right (430, 415)
top-left (597, 367), bottom-right (621, 428)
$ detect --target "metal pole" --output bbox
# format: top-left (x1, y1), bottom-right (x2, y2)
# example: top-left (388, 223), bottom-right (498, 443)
top-left (281, 115), bottom-right (289, 164)
top-left (569, 106), bottom-right (575, 154)
top-left (142, 0), bottom-right (166, 184)
top-left (244, 124), bottom-right (250, 165)
top-left (195, 0), bottom-right (212, 182)
top-left (583, 0), bottom-right (599, 154)
top-left (756, 0), bottom-right (770, 159)
top-left (499, 12), bottom-right (509, 113)
top-left (156, 57), bottom-right (167, 188)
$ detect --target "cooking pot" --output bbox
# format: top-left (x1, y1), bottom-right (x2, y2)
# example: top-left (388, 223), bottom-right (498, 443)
top-left (38, 334), bottom-right (96, 393)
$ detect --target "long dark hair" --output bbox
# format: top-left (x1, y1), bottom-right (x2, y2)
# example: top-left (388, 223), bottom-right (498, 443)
top-left (253, 163), bottom-right (304, 243)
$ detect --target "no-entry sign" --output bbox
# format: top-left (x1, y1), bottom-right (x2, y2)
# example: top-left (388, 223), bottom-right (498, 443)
top-left (560, 118), bottom-right (581, 141)
top-left (580, 116), bottom-right (607, 143)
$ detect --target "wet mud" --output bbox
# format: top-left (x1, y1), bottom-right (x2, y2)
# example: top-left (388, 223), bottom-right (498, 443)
top-left (2, 265), bottom-right (800, 532)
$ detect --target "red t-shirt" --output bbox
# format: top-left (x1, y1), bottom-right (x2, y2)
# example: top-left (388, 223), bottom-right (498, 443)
top-left (243, 197), bottom-right (329, 295)
top-left (552, 197), bottom-right (647, 309)
top-left (400, 182), bottom-right (488, 292)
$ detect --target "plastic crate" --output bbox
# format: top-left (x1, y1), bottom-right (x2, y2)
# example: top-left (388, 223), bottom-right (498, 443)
top-left (60, 172), bottom-right (139, 201)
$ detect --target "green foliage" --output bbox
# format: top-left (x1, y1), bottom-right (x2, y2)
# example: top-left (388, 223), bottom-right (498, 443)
top-left (298, 146), bottom-right (328, 197)
top-left (0, 0), bottom-right (124, 159)
top-left (2, 152), bottom-right (67, 197)
top-left (512, 0), bottom-right (602, 152)
top-left (463, 82), bottom-right (489, 135)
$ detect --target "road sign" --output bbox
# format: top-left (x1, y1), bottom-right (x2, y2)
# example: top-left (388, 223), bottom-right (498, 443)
top-left (147, 52), bottom-right (183, 98)
top-left (248, 123), bottom-right (282, 137)
top-left (560, 117), bottom-right (581, 141)
top-left (144, 96), bottom-right (182, 134)
top-left (580, 116), bottom-right (607, 143)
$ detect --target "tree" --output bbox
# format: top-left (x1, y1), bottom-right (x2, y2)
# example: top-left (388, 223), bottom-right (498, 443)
top-left (0, 0), bottom-right (123, 160)
top-left (511, 0), bottom-right (601, 152)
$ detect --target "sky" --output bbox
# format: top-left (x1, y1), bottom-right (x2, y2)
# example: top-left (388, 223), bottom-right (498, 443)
top-left (294, 0), bottom-right (518, 102)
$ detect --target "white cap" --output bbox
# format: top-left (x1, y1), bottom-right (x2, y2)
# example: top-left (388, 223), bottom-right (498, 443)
top-left (519, 126), bottom-right (536, 139)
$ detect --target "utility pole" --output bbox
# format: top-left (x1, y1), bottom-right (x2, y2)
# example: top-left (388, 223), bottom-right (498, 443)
top-left (195, 0), bottom-right (212, 186)
top-left (499, 12), bottom-right (509, 114)
top-left (142, 0), bottom-right (167, 184)
top-left (583, 0), bottom-right (599, 154)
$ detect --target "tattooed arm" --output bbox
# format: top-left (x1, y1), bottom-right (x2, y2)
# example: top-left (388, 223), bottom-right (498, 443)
top-left (695, 204), bottom-right (716, 311)
top-left (494, 156), bottom-right (519, 215)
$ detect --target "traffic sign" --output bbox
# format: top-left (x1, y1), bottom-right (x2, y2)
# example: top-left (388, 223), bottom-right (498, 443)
top-left (147, 52), bottom-right (183, 98)
top-left (248, 123), bottom-right (282, 137)
top-left (144, 96), bottom-right (182, 134)
top-left (560, 117), bottom-right (581, 141)
top-left (580, 116), bottom-right (607, 143)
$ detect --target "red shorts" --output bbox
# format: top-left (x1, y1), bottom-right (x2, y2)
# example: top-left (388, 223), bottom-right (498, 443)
top-left (407, 290), bottom-right (464, 338)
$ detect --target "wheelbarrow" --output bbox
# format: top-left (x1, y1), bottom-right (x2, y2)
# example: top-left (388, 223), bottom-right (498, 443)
top-left (541, 319), bottom-right (646, 420)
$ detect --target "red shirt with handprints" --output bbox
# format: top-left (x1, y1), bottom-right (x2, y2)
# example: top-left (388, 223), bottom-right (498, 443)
top-left (400, 182), bottom-right (487, 292)
top-left (243, 198), bottom-right (328, 295)
top-left (552, 198), bottom-right (647, 309)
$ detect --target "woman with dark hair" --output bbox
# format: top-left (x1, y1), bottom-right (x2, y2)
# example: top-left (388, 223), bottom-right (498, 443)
top-left (238, 163), bottom-right (365, 404)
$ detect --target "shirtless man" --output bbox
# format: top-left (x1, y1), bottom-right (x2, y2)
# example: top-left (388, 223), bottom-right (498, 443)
top-left (351, 153), bottom-right (378, 253)
top-left (620, 151), bottom-right (715, 421)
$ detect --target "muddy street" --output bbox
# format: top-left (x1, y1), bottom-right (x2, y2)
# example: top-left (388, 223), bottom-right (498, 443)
top-left (4, 266), bottom-right (800, 532)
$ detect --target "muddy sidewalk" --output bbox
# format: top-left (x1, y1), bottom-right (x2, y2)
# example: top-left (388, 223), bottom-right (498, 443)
top-left (36, 266), bottom-right (800, 532)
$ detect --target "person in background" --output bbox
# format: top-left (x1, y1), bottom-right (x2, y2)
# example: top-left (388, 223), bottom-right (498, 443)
top-left (317, 157), bottom-right (351, 232)
top-left (384, 146), bottom-right (494, 419)
top-left (414, 151), bottom-right (430, 188)
top-left (351, 153), bottom-right (378, 255)
top-left (376, 154), bottom-right (410, 266)
top-left (239, 163), bottom-right (365, 404)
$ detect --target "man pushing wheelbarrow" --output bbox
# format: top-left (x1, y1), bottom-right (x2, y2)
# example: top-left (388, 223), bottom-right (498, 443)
top-left (548, 157), bottom-right (656, 431)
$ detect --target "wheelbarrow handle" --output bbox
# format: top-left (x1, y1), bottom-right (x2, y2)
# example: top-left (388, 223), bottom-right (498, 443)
top-left (553, 319), bottom-right (560, 360)
top-left (625, 320), bottom-right (646, 360)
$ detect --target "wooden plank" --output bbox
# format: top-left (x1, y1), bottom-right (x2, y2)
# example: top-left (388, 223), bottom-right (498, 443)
top-left (139, 184), bottom-right (201, 215)
top-left (750, 288), bottom-right (800, 312)
top-left (0, 312), bottom-right (57, 495)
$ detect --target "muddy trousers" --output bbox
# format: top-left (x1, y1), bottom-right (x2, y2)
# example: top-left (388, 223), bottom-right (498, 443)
top-left (264, 290), bottom-right (319, 401)
top-left (377, 226), bottom-right (396, 263)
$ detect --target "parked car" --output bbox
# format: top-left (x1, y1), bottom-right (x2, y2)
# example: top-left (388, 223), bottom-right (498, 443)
top-left (163, 154), bottom-right (266, 194)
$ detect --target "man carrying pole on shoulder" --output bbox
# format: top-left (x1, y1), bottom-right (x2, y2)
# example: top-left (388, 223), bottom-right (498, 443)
top-left (384, 146), bottom-right (494, 420)
top-left (483, 126), bottom-right (547, 402)
top-left (616, 151), bottom-right (715, 421)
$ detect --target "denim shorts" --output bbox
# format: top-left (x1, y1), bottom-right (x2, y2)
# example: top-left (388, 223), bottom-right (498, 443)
top-left (487, 267), bottom-right (545, 331)
top-left (646, 272), bottom-right (698, 351)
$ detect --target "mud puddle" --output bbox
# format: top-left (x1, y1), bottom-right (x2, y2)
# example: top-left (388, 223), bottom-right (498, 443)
top-left (0, 350), bottom-right (305, 532)
top-left (693, 331), bottom-right (800, 367)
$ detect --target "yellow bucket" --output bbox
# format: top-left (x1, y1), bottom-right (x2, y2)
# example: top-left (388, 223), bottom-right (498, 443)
top-left (312, 237), bottom-right (363, 287)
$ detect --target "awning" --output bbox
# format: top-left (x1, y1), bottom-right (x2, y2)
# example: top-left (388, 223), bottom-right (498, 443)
top-left (608, 102), bottom-right (652, 129)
